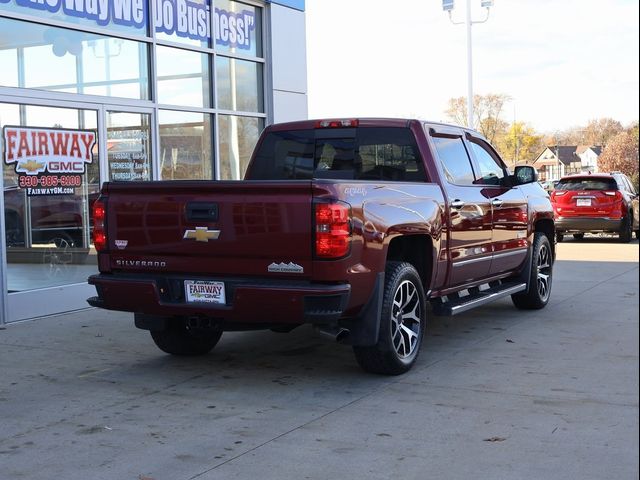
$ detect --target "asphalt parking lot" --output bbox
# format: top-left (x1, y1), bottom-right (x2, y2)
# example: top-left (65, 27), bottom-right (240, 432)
top-left (1, 237), bottom-right (638, 480)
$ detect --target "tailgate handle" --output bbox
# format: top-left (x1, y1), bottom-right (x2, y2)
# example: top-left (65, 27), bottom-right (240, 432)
top-left (186, 202), bottom-right (218, 222)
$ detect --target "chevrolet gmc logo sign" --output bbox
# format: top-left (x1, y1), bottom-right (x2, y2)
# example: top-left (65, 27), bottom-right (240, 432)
top-left (183, 227), bottom-right (221, 242)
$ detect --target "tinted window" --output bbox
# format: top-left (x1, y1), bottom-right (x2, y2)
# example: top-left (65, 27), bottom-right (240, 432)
top-left (431, 137), bottom-right (475, 185)
top-left (556, 177), bottom-right (617, 191)
top-left (469, 141), bottom-right (505, 185)
top-left (246, 127), bottom-right (426, 182)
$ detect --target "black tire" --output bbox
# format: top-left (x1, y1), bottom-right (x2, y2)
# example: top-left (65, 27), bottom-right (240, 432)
top-left (572, 233), bottom-right (585, 240)
top-left (150, 318), bottom-right (222, 356)
top-left (635, 230), bottom-right (640, 240)
top-left (512, 232), bottom-right (553, 310)
top-left (556, 233), bottom-right (564, 243)
top-left (619, 214), bottom-right (633, 243)
top-left (353, 262), bottom-right (426, 375)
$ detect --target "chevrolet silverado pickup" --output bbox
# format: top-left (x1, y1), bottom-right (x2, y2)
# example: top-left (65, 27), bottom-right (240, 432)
top-left (88, 119), bottom-right (555, 375)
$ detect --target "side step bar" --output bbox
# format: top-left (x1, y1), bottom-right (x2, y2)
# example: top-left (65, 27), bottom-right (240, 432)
top-left (431, 282), bottom-right (527, 316)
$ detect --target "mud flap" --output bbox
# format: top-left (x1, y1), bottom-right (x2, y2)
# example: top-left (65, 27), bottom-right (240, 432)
top-left (135, 313), bottom-right (169, 332)
top-left (519, 248), bottom-right (533, 294)
top-left (340, 272), bottom-right (384, 346)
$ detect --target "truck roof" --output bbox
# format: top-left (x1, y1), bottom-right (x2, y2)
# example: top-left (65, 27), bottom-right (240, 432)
top-left (266, 117), bottom-right (479, 136)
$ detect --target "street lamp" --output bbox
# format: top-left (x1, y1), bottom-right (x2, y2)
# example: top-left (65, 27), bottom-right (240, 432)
top-left (443, 0), bottom-right (494, 129)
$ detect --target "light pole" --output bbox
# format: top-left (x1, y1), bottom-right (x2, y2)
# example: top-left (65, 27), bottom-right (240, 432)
top-left (443, 0), bottom-right (493, 129)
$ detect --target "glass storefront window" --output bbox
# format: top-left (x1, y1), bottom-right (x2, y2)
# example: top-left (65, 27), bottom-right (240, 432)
top-left (106, 111), bottom-right (153, 181)
top-left (218, 115), bottom-right (263, 180)
top-left (0, 0), bottom-right (148, 37)
top-left (154, 0), bottom-right (211, 49)
top-left (0, 47), bottom-right (19, 87)
top-left (156, 45), bottom-right (211, 108)
top-left (214, 0), bottom-right (262, 57)
top-left (159, 110), bottom-right (212, 180)
top-left (216, 57), bottom-right (263, 113)
top-left (2, 102), bottom-right (100, 292)
top-left (0, 17), bottom-right (149, 100)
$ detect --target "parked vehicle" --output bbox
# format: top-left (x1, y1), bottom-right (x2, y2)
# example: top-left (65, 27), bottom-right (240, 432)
top-left (551, 172), bottom-right (639, 242)
top-left (539, 179), bottom-right (559, 193)
top-left (87, 118), bottom-right (555, 375)
top-left (3, 182), bottom-right (98, 249)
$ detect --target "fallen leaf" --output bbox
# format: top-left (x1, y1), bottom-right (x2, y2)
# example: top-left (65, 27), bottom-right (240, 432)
top-left (484, 436), bottom-right (507, 442)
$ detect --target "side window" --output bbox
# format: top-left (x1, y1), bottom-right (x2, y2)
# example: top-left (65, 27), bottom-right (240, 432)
top-left (431, 136), bottom-right (475, 185)
top-left (620, 175), bottom-right (636, 195)
top-left (469, 140), bottom-right (506, 186)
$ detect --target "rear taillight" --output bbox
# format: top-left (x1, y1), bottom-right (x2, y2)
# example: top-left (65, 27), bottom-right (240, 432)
top-left (315, 201), bottom-right (351, 259)
top-left (92, 198), bottom-right (107, 252)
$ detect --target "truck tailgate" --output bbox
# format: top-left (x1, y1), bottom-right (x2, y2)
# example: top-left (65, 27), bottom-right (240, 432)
top-left (102, 180), bottom-right (313, 278)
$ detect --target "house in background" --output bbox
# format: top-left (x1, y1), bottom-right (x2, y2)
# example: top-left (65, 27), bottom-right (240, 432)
top-left (576, 146), bottom-right (603, 174)
top-left (532, 145), bottom-right (602, 180)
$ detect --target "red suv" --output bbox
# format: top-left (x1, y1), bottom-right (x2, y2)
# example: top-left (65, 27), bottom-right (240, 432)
top-left (551, 172), bottom-right (639, 242)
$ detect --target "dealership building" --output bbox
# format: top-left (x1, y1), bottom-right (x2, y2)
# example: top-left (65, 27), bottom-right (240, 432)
top-left (0, 0), bottom-right (308, 323)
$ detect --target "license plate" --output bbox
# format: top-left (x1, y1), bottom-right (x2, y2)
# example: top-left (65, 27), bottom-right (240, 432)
top-left (576, 198), bottom-right (591, 207)
top-left (184, 280), bottom-right (226, 304)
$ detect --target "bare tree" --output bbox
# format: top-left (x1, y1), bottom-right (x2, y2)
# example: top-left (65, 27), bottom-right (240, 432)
top-left (445, 93), bottom-right (511, 144)
top-left (583, 118), bottom-right (624, 146)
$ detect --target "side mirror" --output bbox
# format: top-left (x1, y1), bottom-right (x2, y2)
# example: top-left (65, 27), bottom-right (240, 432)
top-left (513, 165), bottom-right (538, 185)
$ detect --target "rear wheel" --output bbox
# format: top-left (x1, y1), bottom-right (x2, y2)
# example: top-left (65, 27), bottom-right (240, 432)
top-left (572, 233), bottom-right (585, 240)
top-left (556, 233), bottom-right (564, 243)
top-left (619, 214), bottom-right (633, 243)
top-left (150, 318), bottom-right (222, 356)
top-left (353, 262), bottom-right (426, 375)
top-left (512, 232), bottom-right (553, 310)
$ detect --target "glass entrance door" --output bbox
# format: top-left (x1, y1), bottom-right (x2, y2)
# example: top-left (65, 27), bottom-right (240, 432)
top-left (1, 101), bottom-right (157, 322)
top-left (2, 100), bottom-right (101, 321)
top-left (105, 110), bottom-right (154, 181)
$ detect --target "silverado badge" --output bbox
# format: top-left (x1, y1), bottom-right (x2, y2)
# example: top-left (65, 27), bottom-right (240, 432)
top-left (183, 227), bottom-right (221, 242)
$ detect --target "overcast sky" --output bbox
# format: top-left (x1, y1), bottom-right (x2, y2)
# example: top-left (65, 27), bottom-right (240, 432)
top-left (305, 0), bottom-right (639, 133)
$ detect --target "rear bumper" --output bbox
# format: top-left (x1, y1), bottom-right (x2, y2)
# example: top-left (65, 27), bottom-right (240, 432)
top-left (555, 217), bottom-right (622, 233)
top-left (87, 274), bottom-right (350, 325)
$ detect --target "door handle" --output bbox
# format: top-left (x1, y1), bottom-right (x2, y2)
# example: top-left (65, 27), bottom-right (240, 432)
top-left (450, 199), bottom-right (465, 209)
top-left (491, 199), bottom-right (504, 207)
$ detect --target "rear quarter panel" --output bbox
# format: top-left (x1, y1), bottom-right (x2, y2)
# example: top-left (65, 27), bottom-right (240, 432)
top-left (312, 181), bottom-right (446, 314)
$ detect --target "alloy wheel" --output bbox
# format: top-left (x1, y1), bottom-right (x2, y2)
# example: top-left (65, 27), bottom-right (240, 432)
top-left (536, 243), bottom-right (552, 302)
top-left (390, 280), bottom-right (421, 358)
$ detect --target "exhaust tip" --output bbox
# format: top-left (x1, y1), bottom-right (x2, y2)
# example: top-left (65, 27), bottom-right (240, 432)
top-left (316, 326), bottom-right (351, 344)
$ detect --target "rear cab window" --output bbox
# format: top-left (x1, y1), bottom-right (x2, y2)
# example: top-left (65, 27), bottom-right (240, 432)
top-left (245, 127), bottom-right (427, 182)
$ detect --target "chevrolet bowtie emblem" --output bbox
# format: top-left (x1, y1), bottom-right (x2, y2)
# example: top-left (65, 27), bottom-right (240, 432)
top-left (183, 227), bottom-right (221, 242)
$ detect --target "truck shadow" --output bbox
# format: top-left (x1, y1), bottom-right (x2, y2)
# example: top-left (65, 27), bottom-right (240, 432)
top-left (123, 299), bottom-right (524, 388)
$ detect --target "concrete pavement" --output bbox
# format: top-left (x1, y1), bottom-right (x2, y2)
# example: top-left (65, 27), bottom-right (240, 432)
top-left (0, 238), bottom-right (638, 480)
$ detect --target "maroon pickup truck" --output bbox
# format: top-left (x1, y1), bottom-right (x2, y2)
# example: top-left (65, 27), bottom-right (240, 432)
top-left (88, 119), bottom-right (555, 375)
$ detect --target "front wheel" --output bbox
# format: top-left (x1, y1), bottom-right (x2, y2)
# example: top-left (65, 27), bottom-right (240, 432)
top-left (572, 233), bottom-right (584, 240)
top-left (353, 262), bottom-right (426, 375)
top-left (512, 232), bottom-right (553, 310)
top-left (150, 318), bottom-right (222, 356)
